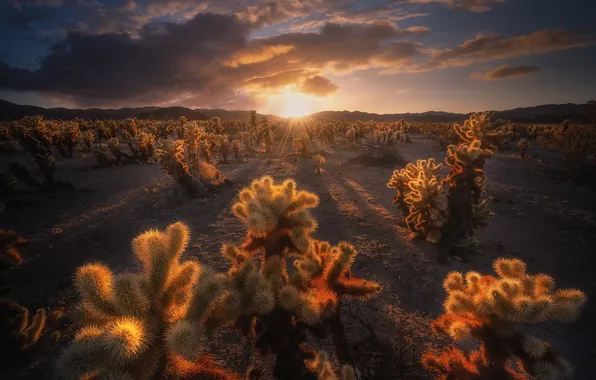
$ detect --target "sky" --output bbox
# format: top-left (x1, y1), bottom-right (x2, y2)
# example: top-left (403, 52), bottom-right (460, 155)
top-left (0, 0), bottom-right (595, 116)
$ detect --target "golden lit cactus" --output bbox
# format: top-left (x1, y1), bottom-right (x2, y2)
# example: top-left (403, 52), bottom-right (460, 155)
top-left (156, 138), bottom-right (208, 196)
top-left (56, 222), bottom-right (226, 380)
top-left (305, 351), bottom-right (357, 380)
top-left (81, 130), bottom-right (95, 151)
top-left (422, 258), bottom-right (586, 380)
top-left (220, 177), bottom-right (380, 378)
top-left (231, 139), bottom-right (240, 161)
top-left (387, 159), bottom-right (448, 242)
top-left (313, 154), bottom-right (325, 175)
top-left (293, 133), bottom-right (310, 156)
top-left (286, 240), bottom-right (381, 324)
top-left (403, 159), bottom-right (448, 243)
top-left (437, 113), bottom-right (506, 261)
top-left (132, 130), bottom-right (156, 162)
top-left (232, 176), bottom-right (319, 256)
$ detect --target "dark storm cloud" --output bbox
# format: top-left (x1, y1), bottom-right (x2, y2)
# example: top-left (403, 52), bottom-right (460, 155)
top-left (0, 15), bottom-right (428, 106)
top-left (0, 13), bottom-right (251, 106)
top-left (5, 0), bottom-right (64, 9)
top-left (471, 65), bottom-right (541, 80)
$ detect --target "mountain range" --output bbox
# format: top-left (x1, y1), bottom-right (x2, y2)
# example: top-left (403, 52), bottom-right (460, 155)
top-left (1, 99), bottom-right (594, 124)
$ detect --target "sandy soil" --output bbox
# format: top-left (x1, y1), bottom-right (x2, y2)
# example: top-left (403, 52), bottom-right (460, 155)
top-left (1, 134), bottom-right (595, 379)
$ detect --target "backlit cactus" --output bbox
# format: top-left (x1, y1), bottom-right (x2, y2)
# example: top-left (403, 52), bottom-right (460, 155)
top-left (313, 154), bottom-right (325, 175)
top-left (156, 138), bottom-right (208, 196)
top-left (293, 133), bottom-right (310, 156)
top-left (438, 112), bottom-right (505, 261)
top-left (387, 159), bottom-right (448, 242)
top-left (305, 351), bottom-right (357, 380)
top-left (231, 139), bottom-right (240, 161)
top-left (56, 222), bottom-right (224, 380)
top-left (422, 258), bottom-right (586, 380)
top-left (202, 176), bottom-right (379, 378)
top-left (405, 160), bottom-right (447, 241)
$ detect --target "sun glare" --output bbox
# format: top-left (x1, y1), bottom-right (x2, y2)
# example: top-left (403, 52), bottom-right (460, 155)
top-left (278, 91), bottom-right (315, 118)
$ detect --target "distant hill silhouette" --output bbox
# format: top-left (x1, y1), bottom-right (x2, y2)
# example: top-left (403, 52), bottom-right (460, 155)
top-left (309, 103), bottom-right (595, 124)
top-left (1, 99), bottom-right (594, 123)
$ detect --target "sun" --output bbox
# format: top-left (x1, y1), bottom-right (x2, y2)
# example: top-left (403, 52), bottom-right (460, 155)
top-left (278, 91), bottom-right (315, 118)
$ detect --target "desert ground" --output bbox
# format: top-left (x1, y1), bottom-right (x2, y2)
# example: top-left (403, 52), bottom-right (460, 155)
top-left (1, 131), bottom-right (595, 379)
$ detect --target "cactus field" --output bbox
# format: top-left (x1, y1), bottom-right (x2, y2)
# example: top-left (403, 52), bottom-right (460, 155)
top-left (0, 115), bottom-right (595, 380)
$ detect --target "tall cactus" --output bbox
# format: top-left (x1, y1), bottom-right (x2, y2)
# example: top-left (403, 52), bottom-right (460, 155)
top-left (171, 177), bottom-right (380, 379)
top-left (55, 222), bottom-right (229, 380)
top-left (437, 112), bottom-right (508, 261)
top-left (422, 258), bottom-right (586, 380)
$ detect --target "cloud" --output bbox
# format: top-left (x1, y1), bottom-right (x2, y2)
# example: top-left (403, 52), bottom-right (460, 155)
top-left (244, 69), bottom-right (314, 91)
top-left (396, 0), bottom-right (507, 12)
top-left (0, 13), bottom-right (383, 107)
top-left (247, 21), bottom-right (428, 73)
top-left (419, 29), bottom-right (595, 71)
top-left (471, 65), bottom-right (541, 80)
top-left (5, 0), bottom-right (64, 9)
top-left (0, 13), bottom-right (252, 107)
top-left (300, 75), bottom-right (339, 96)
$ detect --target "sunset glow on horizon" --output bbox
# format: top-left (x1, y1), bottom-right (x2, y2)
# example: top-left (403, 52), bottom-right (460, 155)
top-left (0, 1), bottom-right (594, 115)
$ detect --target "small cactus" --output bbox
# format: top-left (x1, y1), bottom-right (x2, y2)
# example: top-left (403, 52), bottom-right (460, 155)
top-left (517, 138), bottom-right (530, 158)
top-left (156, 138), bottom-right (208, 196)
top-left (313, 154), bottom-right (325, 175)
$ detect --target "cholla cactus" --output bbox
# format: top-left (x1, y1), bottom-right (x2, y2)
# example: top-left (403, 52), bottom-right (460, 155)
top-left (345, 128), bottom-right (357, 146)
top-left (56, 222), bottom-right (226, 380)
top-left (305, 351), bottom-right (357, 380)
top-left (133, 130), bottom-right (156, 162)
top-left (199, 139), bottom-right (213, 163)
top-left (54, 122), bottom-right (80, 158)
top-left (156, 138), bottom-right (208, 196)
top-left (231, 139), bottom-right (240, 162)
top-left (81, 130), bottom-right (95, 152)
top-left (387, 159), bottom-right (447, 241)
top-left (438, 113), bottom-right (505, 261)
top-left (422, 258), bottom-right (587, 380)
top-left (92, 143), bottom-right (115, 167)
top-left (402, 159), bottom-right (448, 243)
top-left (107, 137), bottom-right (132, 164)
top-left (293, 133), bottom-right (310, 156)
top-left (1, 230), bottom-right (47, 351)
top-left (313, 154), bottom-right (325, 175)
top-left (215, 135), bottom-right (230, 164)
top-left (239, 131), bottom-right (255, 152)
top-left (261, 127), bottom-right (273, 153)
top-left (208, 177), bottom-right (380, 378)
